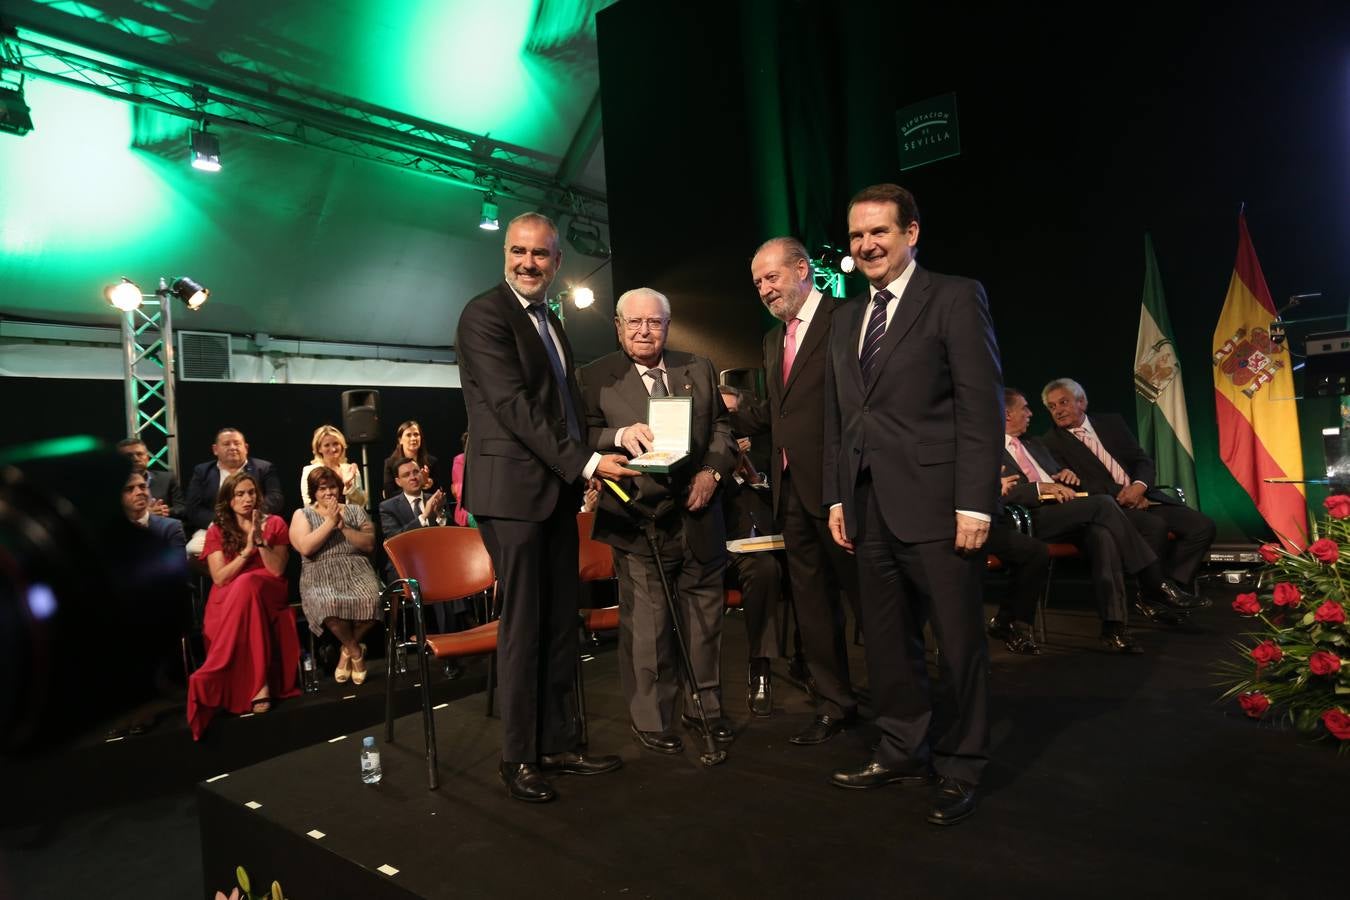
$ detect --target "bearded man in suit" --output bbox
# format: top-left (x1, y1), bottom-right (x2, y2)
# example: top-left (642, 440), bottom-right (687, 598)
top-left (746, 237), bottom-right (861, 743)
top-left (456, 212), bottom-right (634, 803)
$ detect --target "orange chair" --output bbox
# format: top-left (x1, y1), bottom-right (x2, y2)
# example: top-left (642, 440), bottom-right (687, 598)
top-left (383, 526), bottom-right (500, 790)
top-left (577, 511), bottom-right (620, 634)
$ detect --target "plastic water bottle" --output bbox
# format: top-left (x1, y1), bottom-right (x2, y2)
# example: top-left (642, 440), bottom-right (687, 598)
top-left (360, 736), bottom-right (382, 784)
top-left (301, 652), bottom-right (319, 693)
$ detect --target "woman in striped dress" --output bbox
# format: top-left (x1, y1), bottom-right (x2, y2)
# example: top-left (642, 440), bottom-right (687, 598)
top-left (290, 466), bottom-right (382, 684)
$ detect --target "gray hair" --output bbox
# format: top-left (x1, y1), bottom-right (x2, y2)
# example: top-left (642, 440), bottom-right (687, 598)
top-left (1041, 378), bottom-right (1086, 407)
top-left (615, 287), bottom-right (671, 320)
top-left (503, 211), bottom-right (558, 244)
top-left (754, 236), bottom-right (814, 276)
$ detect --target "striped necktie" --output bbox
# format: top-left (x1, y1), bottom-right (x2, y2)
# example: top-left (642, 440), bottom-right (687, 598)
top-left (859, 290), bottom-right (892, 381)
top-left (1070, 426), bottom-right (1130, 487)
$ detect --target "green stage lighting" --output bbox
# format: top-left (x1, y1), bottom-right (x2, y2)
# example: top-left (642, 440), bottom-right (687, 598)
top-left (479, 194), bottom-right (500, 231)
top-left (190, 128), bottom-right (220, 172)
top-left (104, 277), bottom-right (143, 311)
top-left (170, 276), bottom-right (209, 309)
top-left (0, 85), bottom-right (34, 136)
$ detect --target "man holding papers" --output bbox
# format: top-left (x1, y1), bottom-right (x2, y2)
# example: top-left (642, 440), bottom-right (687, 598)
top-left (579, 287), bottom-right (738, 754)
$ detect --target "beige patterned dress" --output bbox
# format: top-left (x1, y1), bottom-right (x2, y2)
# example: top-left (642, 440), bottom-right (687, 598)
top-left (298, 504), bottom-right (381, 633)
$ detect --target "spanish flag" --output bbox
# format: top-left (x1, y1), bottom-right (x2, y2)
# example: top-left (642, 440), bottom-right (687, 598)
top-left (1212, 213), bottom-right (1306, 545)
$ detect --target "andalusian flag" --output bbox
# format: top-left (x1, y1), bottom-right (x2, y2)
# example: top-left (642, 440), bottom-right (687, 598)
top-left (1135, 235), bottom-right (1198, 508)
top-left (1212, 214), bottom-right (1306, 544)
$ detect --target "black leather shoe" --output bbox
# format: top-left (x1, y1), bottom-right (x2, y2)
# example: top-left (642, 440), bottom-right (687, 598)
top-left (631, 725), bottom-right (683, 754)
top-left (831, 760), bottom-right (934, 790)
top-left (1003, 625), bottom-right (1041, 656)
top-left (1100, 631), bottom-right (1145, 654)
top-left (499, 762), bottom-right (556, 802)
top-left (539, 751), bottom-right (623, 776)
top-left (681, 714), bottom-right (735, 744)
top-left (927, 777), bottom-right (977, 825)
top-left (986, 616), bottom-right (1014, 639)
top-left (790, 714), bottom-right (850, 746)
top-left (1147, 580), bottom-right (1211, 610)
top-left (747, 673), bottom-right (772, 717)
top-left (1133, 596), bottom-right (1189, 626)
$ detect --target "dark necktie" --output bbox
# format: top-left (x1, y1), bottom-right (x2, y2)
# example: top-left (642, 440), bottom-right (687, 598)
top-left (528, 304), bottom-right (581, 441)
top-left (645, 368), bottom-right (669, 397)
top-left (859, 289), bottom-right (893, 382)
top-left (411, 496), bottom-right (423, 519)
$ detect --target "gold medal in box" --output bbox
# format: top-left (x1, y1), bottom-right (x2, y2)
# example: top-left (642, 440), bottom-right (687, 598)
top-left (627, 397), bottom-right (693, 473)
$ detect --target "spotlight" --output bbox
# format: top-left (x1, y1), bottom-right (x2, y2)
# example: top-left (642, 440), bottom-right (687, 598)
top-left (169, 276), bottom-right (209, 310)
top-left (189, 128), bottom-right (221, 172)
top-left (104, 277), bottom-right (144, 312)
top-left (816, 244), bottom-right (855, 274)
top-left (0, 85), bottom-right (34, 136)
top-left (479, 194), bottom-right (500, 231)
top-left (571, 286), bottom-right (595, 309)
top-left (566, 219), bottom-right (610, 259)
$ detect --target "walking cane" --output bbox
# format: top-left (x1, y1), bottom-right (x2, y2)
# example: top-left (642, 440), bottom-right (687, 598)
top-left (601, 478), bottom-right (729, 767)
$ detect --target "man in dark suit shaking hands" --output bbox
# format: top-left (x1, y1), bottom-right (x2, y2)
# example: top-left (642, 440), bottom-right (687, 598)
top-left (456, 212), bottom-right (635, 803)
top-left (823, 184), bottom-right (1004, 826)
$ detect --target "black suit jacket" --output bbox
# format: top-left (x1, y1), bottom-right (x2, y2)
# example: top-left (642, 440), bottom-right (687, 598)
top-left (144, 469), bottom-right (185, 518)
top-left (1040, 413), bottom-right (1180, 505)
top-left (184, 457), bottom-right (284, 531)
top-left (145, 513), bottom-right (187, 553)
top-left (456, 283), bottom-right (592, 520)
top-left (1000, 435), bottom-right (1068, 509)
top-left (378, 492), bottom-right (443, 539)
top-left (757, 293), bottom-right (838, 521)
top-left (823, 266), bottom-right (1004, 541)
top-left (579, 349), bottom-right (736, 562)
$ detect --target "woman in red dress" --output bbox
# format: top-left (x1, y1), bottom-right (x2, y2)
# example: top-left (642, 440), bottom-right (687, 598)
top-left (187, 471), bottom-right (300, 740)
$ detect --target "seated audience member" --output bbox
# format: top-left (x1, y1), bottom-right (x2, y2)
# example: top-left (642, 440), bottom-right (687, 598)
top-left (381, 420), bottom-right (443, 499)
top-left (184, 427), bottom-right (285, 556)
top-left (379, 456), bottom-right (462, 675)
top-left (291, 467), bottom-right (381, 685)
top-left (117, 437), bottom-right (185, 519)
top-left (450, 431), bottom-right (471, 526)
top-left (110, 470), bottom-right (188, 737)
top-left (722, 437), bottom-right (784, 715)
top-left (1038, 378), bottom-right (1217, 618)
top-left (1002, 387), bottom-right (1201, 653)
top-left (983, 472), bottom-right (1049, 654)
top-left (300, 424), bottom-right (367, 507)
top-left (187, 472), bottom-right (299, 739)
top-left (122, 469), bottom-right (187, 552)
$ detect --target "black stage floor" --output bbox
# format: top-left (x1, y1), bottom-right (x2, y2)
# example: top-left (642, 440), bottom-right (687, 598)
top-left (192, 581), bottom-right (1348, 900)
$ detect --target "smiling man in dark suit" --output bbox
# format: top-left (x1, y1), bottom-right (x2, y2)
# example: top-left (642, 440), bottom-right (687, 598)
top-left (183, 427), bottom-right (283, 554)
top-left (456, 212), bottom-right (635, 803)
top-left (747, 236), bottom-right (861, 743)
top-left (1038, 378), bottom-right (1215, 618)
top-left (823, 183), bottom-right (1003, 826)
top-left (579, 287), bottom-right (738, 755)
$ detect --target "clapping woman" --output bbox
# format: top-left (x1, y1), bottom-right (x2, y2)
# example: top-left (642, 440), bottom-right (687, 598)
top-left (290, 466), bottom-right (382, 685)
top-left (187, 472), bottom-right (299, 739)
top-left (381, 420), bottom-right (442, 498)
top-left (301, 425), bottom-right (366, 506)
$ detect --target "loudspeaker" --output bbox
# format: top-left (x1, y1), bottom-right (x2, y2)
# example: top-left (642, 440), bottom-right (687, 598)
top-left (341, 390), bottom-right (381, 444)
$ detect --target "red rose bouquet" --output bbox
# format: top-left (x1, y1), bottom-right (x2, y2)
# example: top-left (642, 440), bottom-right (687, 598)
top-left (1221, 496), bottom-right (1350, 752)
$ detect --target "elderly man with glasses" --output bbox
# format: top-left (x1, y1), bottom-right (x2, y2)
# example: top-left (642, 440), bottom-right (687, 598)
top-left (579, 287), bottom-right (739, 755)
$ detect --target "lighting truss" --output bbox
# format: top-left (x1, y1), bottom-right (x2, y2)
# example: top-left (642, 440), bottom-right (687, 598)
top-left (0, 27), bottom-right (607, 221)
top-left (120, 290), bottom-right (180, 480)
top-left (813, 266), bottom-right (846, 299)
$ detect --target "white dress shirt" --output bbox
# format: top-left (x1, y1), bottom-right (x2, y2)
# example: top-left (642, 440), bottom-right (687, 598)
top-left (856, 259), bottom-right (917, 355)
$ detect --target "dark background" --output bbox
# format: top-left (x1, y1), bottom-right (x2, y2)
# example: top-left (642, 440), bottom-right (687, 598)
top-left (596, 0), bottom-right (1350, 540)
